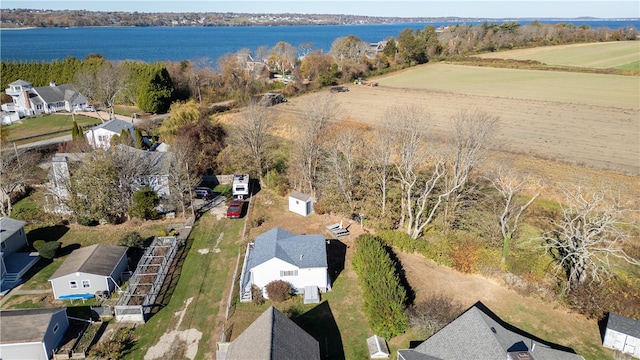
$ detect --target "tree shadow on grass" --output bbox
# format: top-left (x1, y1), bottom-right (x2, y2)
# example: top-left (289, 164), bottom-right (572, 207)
top-left (59, 243), bottom-right (82, 257)
top-left (326, 239), bottom-right (347, 285)
top-left (294, 301), bottom-right (345, 360)
top-left (385, 245), bottom-right (416, 306)
top-left (27, 224), bottom-right (70, 243)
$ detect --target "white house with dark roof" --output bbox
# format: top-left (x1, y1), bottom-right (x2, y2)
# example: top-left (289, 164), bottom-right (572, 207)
top-left (2, 79), bottom-right (90, 117)
top-left (217, 306), bottom-right (320, 360)
top-left (84, 119), bottom-right (135, 149)
top-left (0, 307), bottom-right (69, 360)
top-left (398, 302), bottom-right (585, 360)
top-left (49, 244), bottom-right (128, 299)
top-left (1, 217), bottom-right (39, 293)
top-left (603, 312), bottom-right (640, 358)
top-left (239, 227), bottom-right (330, 301)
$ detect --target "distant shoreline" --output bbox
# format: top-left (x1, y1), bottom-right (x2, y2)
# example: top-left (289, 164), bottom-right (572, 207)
top-left (0, 27), bottom-right (38, 31)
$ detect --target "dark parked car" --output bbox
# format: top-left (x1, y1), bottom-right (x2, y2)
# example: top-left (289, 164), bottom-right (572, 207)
top-left (194, 187), bottom-right (214, 199)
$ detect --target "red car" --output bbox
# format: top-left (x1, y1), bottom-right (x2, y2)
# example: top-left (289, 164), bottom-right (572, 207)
top-left (226, 199), bottom-right (243, 219)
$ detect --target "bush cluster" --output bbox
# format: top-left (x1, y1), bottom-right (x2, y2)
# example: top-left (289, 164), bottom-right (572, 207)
top-left (265, 280), bottom-right (292, 303)
top-left (36, 241), bottom-right (61, 259)
top-left (352, 234), bottom-right (408, 339)
top-left (118, 231), bottom-right (145, 249)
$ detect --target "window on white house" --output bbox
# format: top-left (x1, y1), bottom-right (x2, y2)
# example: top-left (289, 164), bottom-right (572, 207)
top-left (69, 281), bottom-right (78, 289)
top-left (82, 280), bottom-right (91, 288)
top-left (280, 270), bottom-right (298, 277)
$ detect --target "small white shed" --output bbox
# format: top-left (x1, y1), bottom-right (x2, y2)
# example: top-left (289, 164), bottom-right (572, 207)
top-left (289, 190), bottom-right (313, 217)
top-left (367, 335), bottom-right (390, 359)
top-left (603, 312), bottom-right (640, 358)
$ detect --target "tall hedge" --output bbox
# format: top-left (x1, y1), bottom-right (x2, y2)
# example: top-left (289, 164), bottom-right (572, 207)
top-left (352, 234), bottom-right (408, 339)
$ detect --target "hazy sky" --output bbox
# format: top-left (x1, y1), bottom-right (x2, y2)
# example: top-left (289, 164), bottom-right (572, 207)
top-left (1, 1), bottom-right (638, 19)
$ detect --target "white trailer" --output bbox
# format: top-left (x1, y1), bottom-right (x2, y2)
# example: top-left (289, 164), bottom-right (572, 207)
top-left (232, 174), bottom-right (250, 198)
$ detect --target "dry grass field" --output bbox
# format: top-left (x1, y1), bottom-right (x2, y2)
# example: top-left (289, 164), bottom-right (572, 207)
top-left (261, 63), bottom-right (639, 177)
top-left (475, 41), bottom-right (640, 69)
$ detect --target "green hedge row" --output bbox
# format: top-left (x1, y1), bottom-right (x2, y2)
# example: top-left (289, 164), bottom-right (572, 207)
top-left (352, 234), bottom-right (408, 339)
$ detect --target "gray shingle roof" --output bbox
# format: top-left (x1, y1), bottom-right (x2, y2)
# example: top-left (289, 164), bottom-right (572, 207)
top-left (226, 306), bottom-right (320, 360)
top-left (0, 217), bottom-right (27, 243)
top-left (0, 307), bottom-right (67, 344)
top-left (289, 190), bottom-right (312, 202)
top-left (89, 119), bottom-right (134, 134)
top-left (607, 313), bottom-right (640, 338)
top-left (249, 227), bottom-right (327, 269)
top-left (399, 302), bottom-right (584, 360)
top-left (49, 244), bottom-right (128, 279)
top-left (33, 83), bottom-right (86, 105)
top-left (9, 79), bottom-right (32, 87)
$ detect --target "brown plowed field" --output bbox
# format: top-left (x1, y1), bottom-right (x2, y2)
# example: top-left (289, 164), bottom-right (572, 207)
top-left (268, 74), bottom-right (639, 175)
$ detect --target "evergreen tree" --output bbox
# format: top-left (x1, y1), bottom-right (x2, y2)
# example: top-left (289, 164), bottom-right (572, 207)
top-left (135, 127), bottom-right (144, 149)
top-left (71, 120), bottom-right (82, 141)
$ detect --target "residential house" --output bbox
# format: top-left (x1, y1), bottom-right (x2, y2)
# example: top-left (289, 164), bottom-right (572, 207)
top-left (49, 244), bottom-right (128, 299)
top-left (217, 306), bottom-right (320, 360)
top-left (288, 190), bottom-right (313, 217)
top-left (0, 217), bottom-right (39, 293)
top-left (366, 40), bottom-right (388, 58)
top-left (602, 312), bottom-right (640, 358)
top-left (2, 79), bottom-right (90, 117)
top-left (47, 145), bottom-right (171, 214)
top-left (239, 227), bottom-right (330, 302)
top-left (84, 119), bottom-right (135, 149)
top-left (0, 307), bottom-right (69, 360)
top-left (397, 302), bottom-right (585, 360)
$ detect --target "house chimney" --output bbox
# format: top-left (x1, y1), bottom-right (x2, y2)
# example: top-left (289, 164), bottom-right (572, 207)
top-left (49, 80), bottom-right (56, 87)
top-left (23, 91), bottom-right (31, 109)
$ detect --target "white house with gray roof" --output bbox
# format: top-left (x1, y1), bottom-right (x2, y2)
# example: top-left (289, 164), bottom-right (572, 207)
top-left (2, 79), bottom-right (90, 117)
top-left (49, 244), bottom-right (128, 299)
top-left (0, 307), bottom-right (69, 360)
top-left (217, 306), bottom-right (320, 360)
top-left (239, 227), bottom-right (330, 301)
top-left (398, 302), bottom-right (585, 360)
top-left (84, 119), bottom-right (135, 149)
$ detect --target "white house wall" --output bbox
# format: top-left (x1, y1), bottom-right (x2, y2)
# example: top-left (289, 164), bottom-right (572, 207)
top-left (288, 197), bottom-right (309, 216)
top-left (604, 329), bottom-right (640, 358)
top-left (50, 272), bottom-right (111, 299)
top-left (251, 258), bottom-right (329, 295)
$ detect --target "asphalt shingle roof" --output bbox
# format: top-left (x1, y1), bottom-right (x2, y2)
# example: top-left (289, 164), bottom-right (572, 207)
top-left (90, 119), bottom-right (134, 134)
top-left (0, 307), bottom-right (67, 344)
top-left (607, 313), bottom-right (640, 338)
top-left (0, 217), bottom-right (27, 243)
top-left (49, 244), bottom-right (127, 279)
top-left (33, 84), bottom-right (86, 105)
top-left (226, 306), bottom-right (320, 360)
top-left (249, 227), bottom-right (327, 269)
top-left (398, 302), bottom-right (584, 360)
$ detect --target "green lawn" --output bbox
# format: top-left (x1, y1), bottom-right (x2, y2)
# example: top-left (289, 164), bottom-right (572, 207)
top-left (378, 63), bottom-right (639, 110)
top-left (5, 113), bottom-right (101, 142)
top-left (475, 41), bottom-right (640, 69)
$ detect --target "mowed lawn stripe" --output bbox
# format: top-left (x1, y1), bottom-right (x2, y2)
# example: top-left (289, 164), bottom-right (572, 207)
top-left (378, 63), bottom-right (639, 110)
top-left (475, 41), bottom-right (640, 69)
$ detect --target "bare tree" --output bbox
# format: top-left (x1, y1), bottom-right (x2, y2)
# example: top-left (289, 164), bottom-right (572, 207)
top-left (74, 61), bottom-right (131, 120)
top-left (442, 109), bottom-right (499, 231)
top-left (367, 126), bottom-right (394, 217)
top-left (487, 165), bottom-right (542, 263)
top-left (325, 125), bottom-right (365, 212)
top-left (0, 149), bottom-right (41, 216)
top-left (267, 41), bottom-right (297, 77)
top-left (289, 93), bottom-right (339, 196)
top-left (542, 185), bottom-right (640, 291)
top-left (167, 146), bottom-right (200, 218)
top-left (388, 105), bottom-right (428, 232)
top-left (233, 101), bottom-right (274, 186)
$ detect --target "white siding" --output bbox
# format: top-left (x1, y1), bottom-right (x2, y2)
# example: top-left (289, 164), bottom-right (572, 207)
top-left (50, 272), bottom-right (110, 299)
top-left (604, 329), bottom-right (640, 357)
top-left (288, 196), bottom-right (309, 216)
top-left (251, 258), bottom-right (328, 296)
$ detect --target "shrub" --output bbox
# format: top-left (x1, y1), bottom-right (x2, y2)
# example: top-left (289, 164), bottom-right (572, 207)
top-left (119, 231), bottom-right (145, 248)
top-left (251, 285), bottom-right (265, 305)
top-left (265, 280), bottom-right (292, 303)
top-left (129, 188), bottom-right (159, 220)
top-left (89, 327), bottom-right (136, 360)
top-left (450, 240), bottom-right (479, 274)
top-left (408, 293), bottom-right (465, 338)
top-left (38, 241), bottom-right (61, 259)
top-left (32, 240), bottom-right (46, 251)
top-left (77, 216), bottom-right (98, 226)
